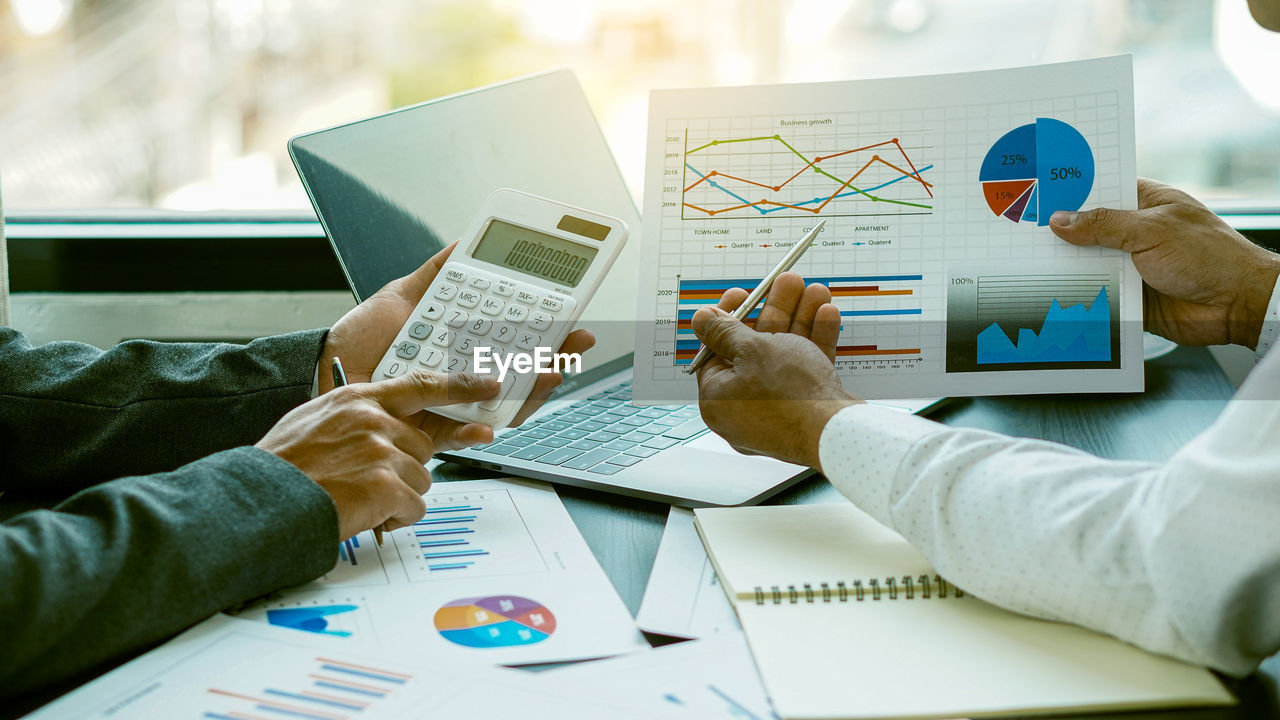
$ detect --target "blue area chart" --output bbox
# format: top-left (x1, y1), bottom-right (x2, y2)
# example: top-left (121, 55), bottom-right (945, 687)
top-left (267, 605), bottom-right (358, 637)
top-left (980, 118), bottom-right (1094, 226)
top-left (976, 287), bottom-right (1111, 364)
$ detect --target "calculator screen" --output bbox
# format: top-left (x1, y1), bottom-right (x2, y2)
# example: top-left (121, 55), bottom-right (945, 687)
top-left (472, 219), bottom-right (599, 287)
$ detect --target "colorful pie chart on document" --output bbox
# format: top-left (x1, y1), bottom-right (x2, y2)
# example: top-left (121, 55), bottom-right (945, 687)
top-left (980, 118), bottom-right (1094, 226)
top-left (434, 595), bottom-right (557, 648)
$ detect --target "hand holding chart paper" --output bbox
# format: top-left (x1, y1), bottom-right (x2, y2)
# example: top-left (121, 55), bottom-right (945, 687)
top-left (635, 56), bottom-right (1141, 403)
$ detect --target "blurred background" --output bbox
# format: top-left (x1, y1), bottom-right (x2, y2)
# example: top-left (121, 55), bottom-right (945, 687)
top-left (2, 0), bottom-right (1279, 211)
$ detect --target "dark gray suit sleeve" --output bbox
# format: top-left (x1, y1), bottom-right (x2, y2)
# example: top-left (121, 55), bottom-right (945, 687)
top-left (0, 327), bottom-right (340, 699)
top-left (0, 446), bottom-right (339, 699)
top-left (0, 327), bottom-right (327, 493)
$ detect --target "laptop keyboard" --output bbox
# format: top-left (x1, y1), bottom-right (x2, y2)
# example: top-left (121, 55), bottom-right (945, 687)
top-left (468, 381), bottom-right (709, 476)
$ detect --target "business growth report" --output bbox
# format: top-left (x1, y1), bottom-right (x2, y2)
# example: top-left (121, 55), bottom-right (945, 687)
top-left (634, 56), bottom-right (1141, 402)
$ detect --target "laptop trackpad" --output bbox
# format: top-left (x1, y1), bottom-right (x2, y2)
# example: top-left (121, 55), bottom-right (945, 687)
top-left (685, 432), bottom-right (741, 455)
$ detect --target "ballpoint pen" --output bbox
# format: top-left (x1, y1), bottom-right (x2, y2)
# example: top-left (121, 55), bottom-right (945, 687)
top-left (330, 356), bottom-right (385, 547)
top-left (683, 219), bottom-right (826, 374)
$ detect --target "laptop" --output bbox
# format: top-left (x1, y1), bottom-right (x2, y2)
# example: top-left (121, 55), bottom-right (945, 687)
top-left (289, 69), bottom-right (943, 507)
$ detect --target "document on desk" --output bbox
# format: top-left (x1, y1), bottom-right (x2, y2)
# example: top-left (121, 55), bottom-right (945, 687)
top-left (634, 55), bottom-right (1143, 404)
top-left (695, 503), bottom-right (1235, 720)
top-left (636, 507), bottom-right (741, 639)
top-left (234, 478), bottom-right (646, 666)
top-left (24, 614), bottom-right (656, 720)
top-left (544, 632), bottom-right (775, 719)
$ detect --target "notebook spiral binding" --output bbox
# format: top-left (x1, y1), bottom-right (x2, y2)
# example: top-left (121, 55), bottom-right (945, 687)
top-left (752, 575), bottom-right (965, 606)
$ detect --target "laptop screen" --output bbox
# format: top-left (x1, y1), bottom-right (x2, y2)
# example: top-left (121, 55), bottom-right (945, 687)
top-left (289, 69), bottom-right (641, 369)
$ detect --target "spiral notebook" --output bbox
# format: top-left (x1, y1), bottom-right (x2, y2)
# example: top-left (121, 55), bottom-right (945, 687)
top-left (694, 503), bottom-right (1234, 720)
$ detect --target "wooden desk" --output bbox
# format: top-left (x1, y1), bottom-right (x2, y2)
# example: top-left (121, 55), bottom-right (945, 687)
top-left (434, 345), bottom-right (1280, 719)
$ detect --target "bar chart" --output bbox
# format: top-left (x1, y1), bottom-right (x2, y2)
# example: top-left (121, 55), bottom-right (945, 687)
top-left (204, 653), bottom-right (414, 720)
top-left (674, 274), bottom-right (924, 365)
top-left (391, 488), bottom-right (548, 582)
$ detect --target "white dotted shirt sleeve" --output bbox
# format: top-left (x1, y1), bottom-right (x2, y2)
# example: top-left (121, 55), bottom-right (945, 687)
top-left (1255, 273), bottom-right (1280, 358)
top-left (817, 370), bottom-right (1280, 676)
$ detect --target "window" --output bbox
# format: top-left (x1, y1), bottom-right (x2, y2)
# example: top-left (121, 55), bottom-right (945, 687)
top-left (1, 0), bottom-right (1278, 210)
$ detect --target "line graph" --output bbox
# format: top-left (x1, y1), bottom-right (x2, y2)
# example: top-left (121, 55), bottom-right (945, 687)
top-left (681, 131), bottom-right (935, 220)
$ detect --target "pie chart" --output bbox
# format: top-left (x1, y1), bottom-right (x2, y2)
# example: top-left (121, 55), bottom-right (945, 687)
top-left (433, 595), bottom-right (556, 648)
top-left (980, 118), bottom-right (1094, 226)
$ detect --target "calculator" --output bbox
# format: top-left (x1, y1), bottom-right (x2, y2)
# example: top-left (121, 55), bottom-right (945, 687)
top-left (372, 188), bottom-right (629, 428)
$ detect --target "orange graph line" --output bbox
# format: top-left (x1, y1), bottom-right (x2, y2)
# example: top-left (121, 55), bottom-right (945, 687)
top-left (207, 689), bottom-right (347, 720)
top-left (682, 136), bottom-right (934, 203)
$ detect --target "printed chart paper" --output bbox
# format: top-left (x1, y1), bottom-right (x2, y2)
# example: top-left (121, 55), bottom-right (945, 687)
top-left (24, 615), bottom-right (656, 720)
top-left (545, 633), bottom-right (776, 720)
top-left (235, 478), bottom-right (645, 665)
top-left (635, 56), bottom-right (1141, 403)
top-left (636, 507), bottom-right (740, 639)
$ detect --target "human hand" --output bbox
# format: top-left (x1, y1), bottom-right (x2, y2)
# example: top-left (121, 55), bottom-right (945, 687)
top-left (691, 272), bottom-right (860, 469)
top-left (1050, 178), bottom-right (1280, 349)
top-left (256, 370), bottom-right (499, 540)
top-left (320, 241), bottom-right (596, 446)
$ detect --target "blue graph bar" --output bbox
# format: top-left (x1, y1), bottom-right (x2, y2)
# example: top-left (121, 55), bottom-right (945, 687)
top-left (841, 309), bottom-right (922, 317)
top-left (680, 275), bottom-right (922, 290)
top-left (414, 528), bottom-right (474, 536)
top-left (256, 704), bottom-right (332, 720)
top-left (414, 517), bottom-right (476, 525)
top-left (204, 714), bottom-right (238, 720)
top-left (429, 562), bottom-right (474, 571)
top-left (425, 505), bottom-right (482, 513)
top-left (422, 550), bottom-right (490, 559)
top-left (264, 689), bottom-right (364, 711)
top-left (419, 539), bottom-right (468, 547)
top-left (314, 680), bottom-right (385, 698)
top-left (319, 664), bottom-right (408, 684)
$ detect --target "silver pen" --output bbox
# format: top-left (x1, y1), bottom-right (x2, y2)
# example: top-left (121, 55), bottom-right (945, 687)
top-left (683, 219), bottom-right (826, 374)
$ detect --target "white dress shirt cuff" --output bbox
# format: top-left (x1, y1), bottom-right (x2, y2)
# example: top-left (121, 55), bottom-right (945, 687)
top-left (1256, 274), bottom-right (1280, 359)
top-left (817, 403), bottom-right (942, 527)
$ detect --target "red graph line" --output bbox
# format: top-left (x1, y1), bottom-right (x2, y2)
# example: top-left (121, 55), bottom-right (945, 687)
top-left (682, 137), bottom-right (933, 200)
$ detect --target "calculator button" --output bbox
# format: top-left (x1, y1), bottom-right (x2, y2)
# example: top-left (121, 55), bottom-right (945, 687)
top-left (469, 277), bottom-right (491, 290)
top-left (516, 332), bottom-right (541, 352)
top-left (468, 317), bottom-right (493, 336)
top-left (539, 296), bottom-right (564, 313)
top-left (421, 302), bottom-right (445, 321)
top-left (480, 297), bottom-right (505, 316)
top-left (492, 323), bottom-right (517, 344)
top-left (516, 290), bottom-right (539, 305)
top-left (452, 335), bottom-right (477, 355)
top-left (381, 360), bottom-right (407, 379)
top-left (432, 283), bottom-right (458, 301)
top-left (478, 385), bottom-right (511, 412)
top-left (445, 309), bottom-right (469, 328)
top-left (395, 340), bottom-right (420, 360)
top-left (419, 348), bottom-right (444, 368)
top-left (445, 355), bottom-right (470, 373)
top-left (431, 328), bottom-right (455, 348)
top-left (494, 283), bottom-right (515, 298)
top-left (407, 321), bottom-right (433, 340)
top-left (445, 268), bottom-right (467, 283)
top-left (456, 289), bottom-right (482, 309)
top-left (503, 305), bottom-right (529, 323)
top-left (528, 312), bottom-right (553, 332)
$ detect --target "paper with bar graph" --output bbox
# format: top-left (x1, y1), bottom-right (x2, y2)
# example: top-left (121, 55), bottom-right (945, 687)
top-left (235, 478), bottom-right (645, 665)
top-left (635, 56), bottom-right (1142, 402)
top-left (26, 615), bottom-right (658, 720)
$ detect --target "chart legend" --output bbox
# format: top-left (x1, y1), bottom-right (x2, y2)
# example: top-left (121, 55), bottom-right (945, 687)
top-left (979, 118), bottom-right (1094, 226)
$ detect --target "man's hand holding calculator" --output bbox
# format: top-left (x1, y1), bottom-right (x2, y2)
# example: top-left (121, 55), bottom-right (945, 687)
top-left (255, 236), bottom-right (595, 541)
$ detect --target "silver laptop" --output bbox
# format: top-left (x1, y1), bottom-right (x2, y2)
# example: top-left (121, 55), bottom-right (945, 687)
top-left (289, 69), bottom-right (942, 507)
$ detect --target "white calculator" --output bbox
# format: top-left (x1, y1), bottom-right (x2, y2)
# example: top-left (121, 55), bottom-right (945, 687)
top-left (372, 188), bottom-right (629, 428)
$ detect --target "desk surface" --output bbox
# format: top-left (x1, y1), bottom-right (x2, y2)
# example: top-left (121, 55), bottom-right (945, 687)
top-left (436, 345), bottom-right (1279, 720)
